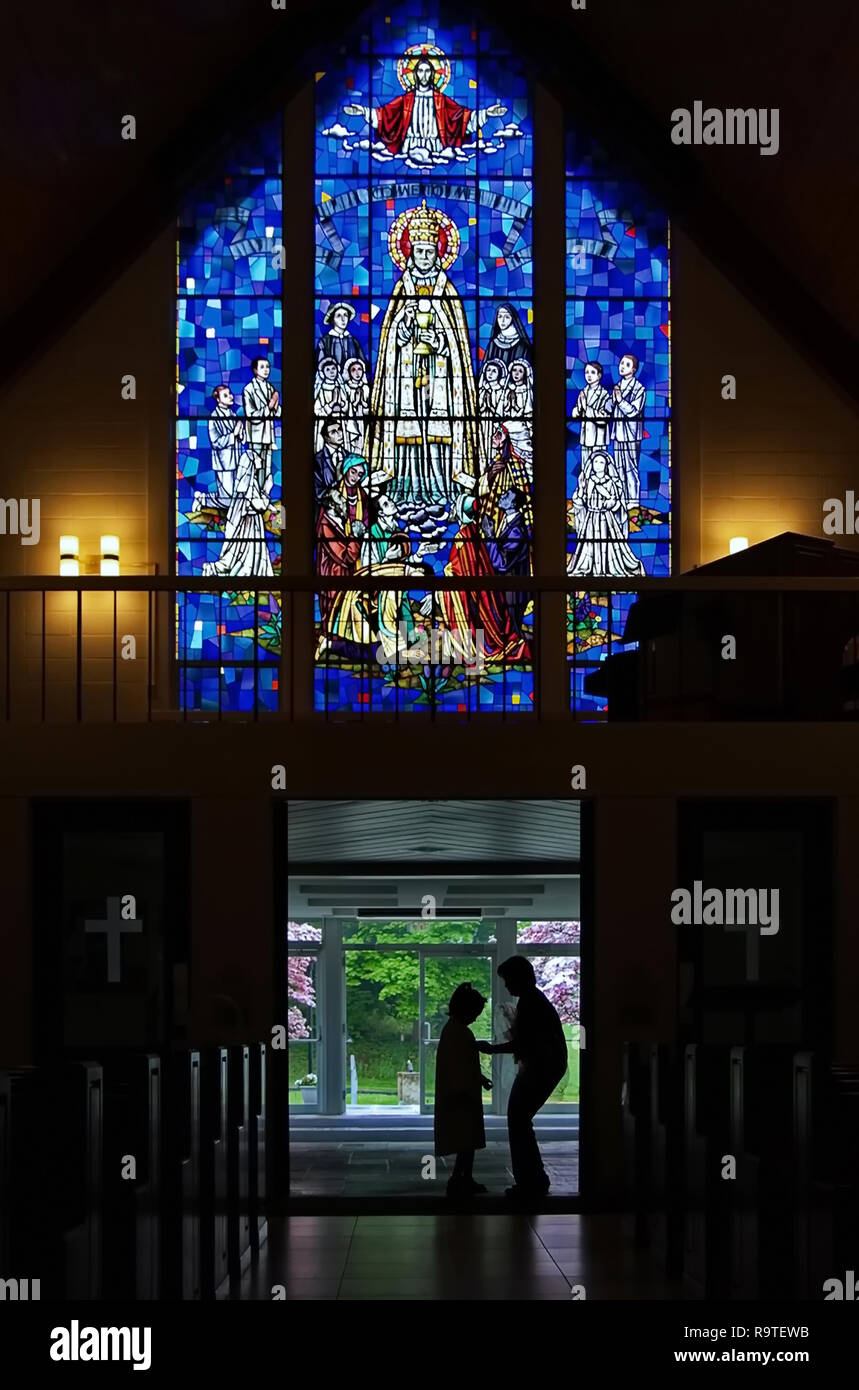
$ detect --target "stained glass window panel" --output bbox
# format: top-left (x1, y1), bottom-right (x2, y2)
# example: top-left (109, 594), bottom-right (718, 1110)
top-left (314, 4), bottom-right (534, 715)
top-left (566, 151), bottom-right (670, 711)
top-left (176, 122), bottom-right (283, 712)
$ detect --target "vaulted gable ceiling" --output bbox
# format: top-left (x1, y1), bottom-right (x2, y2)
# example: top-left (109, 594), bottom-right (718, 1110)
top-left (3, 0), bottom-right (857, 396)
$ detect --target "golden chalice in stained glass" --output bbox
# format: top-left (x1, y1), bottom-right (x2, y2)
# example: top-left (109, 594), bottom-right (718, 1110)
top-left (414, 304), bottom-right (435, 356)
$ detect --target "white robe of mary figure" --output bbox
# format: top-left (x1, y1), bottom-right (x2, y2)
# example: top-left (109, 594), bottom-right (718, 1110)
top-left (571, 364), bottom-right (612, 469)
top-left (568, 451), bottom-right (645, 578)
top-left (369, 202), bottom-right (479, 514)
top-left (610, 356), bottom-right (646, 507)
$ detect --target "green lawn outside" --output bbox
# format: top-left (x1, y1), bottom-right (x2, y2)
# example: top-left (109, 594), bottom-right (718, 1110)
top-left (290, 1025), bottom-right (582, 1105)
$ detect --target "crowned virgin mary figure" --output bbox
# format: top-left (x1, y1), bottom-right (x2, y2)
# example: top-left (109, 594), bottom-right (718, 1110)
top-left (368, 200), bottom-right (479, 515)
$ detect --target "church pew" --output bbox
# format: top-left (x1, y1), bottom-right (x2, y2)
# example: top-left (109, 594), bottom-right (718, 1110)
top-left (807, 1067), bottom-right (859, 1294)
top-left (6, 1063), bottom-right (104, 1299)
top-left (726, 1047), bottom-right (758, 1299)
top-left (792, 1051), bottom-right (816, 1299)
top-left (648, 1043), bottom-right (684, 1278)
top-left (227, 1046), bottom-right (252, 1286)
top-left (162, 1050), bottom-right (201, 1300)
top-left (55, 1062), bottom-right (104, 1300)
top-left (682, 1044), bottom-right (732, 1299)
top-left (248, 1042), bottom-right (268, 1252)
top-left (102, 1052), bottom-right (162, 1300)
top-left (735, 1046), bottom-right (800, 1299)
top-left (200, 1047), bottom-right (230, 1300)
top-left (621, 1042), bottom-right (651, 1246)
top-left (135, 1055), bottom-right (162, 1300)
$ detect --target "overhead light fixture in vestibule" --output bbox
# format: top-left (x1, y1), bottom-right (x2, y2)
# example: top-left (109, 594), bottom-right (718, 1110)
top-left (729, 537), bottom-right (749, 554)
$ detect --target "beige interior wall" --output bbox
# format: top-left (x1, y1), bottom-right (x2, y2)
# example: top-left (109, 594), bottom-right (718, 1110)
top-left (672, 227), bottom-right (859, 569)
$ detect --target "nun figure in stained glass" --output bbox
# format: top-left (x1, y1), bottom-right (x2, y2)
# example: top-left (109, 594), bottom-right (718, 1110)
top-left (484, 303), bottom-right (532, 369)
top-left (568, 450), bottom-right (645, 579)
top-left (316, 302), bottom-right (366, 370)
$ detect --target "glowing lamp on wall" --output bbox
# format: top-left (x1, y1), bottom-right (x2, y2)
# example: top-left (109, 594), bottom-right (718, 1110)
top-left (100, 535), bottom-right (120, 577)
top-left (59, 536), bottom-right (79, 577)
top-left (729, 537), bottom-right (749, 555)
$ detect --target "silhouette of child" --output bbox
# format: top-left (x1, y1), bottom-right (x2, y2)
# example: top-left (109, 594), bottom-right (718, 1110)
top-left (433, 982), bottom-right (493, 1196)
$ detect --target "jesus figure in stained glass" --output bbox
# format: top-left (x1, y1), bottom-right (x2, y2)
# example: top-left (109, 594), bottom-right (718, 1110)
top-left (368, 200), bottom-right (478, 517)
top-left (344, 45), bottom-right (505, 161)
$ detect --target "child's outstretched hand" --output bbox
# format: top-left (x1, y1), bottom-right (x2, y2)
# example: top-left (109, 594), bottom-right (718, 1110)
top-left (481, 1075), bottom-right (493, 1090)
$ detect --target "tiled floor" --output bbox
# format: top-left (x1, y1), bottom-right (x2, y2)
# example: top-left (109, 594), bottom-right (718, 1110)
top-left (239, 1214), bottom-right (685, 1300)
top-left (289, 1140), bottom-right (578, 1198)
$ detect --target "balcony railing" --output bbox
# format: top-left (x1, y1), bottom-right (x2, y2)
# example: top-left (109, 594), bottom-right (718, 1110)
top-left (1, 575), bottom-right (858, 723)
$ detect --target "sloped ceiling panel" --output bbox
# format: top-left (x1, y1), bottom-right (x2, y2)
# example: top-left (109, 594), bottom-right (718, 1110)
top-left (287, 799), bottom-right (580, 863)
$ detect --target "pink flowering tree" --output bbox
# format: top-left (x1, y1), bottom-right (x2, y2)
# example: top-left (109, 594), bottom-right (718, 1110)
top-left (287, 923), bottom-right (321, 1040)
top-left (517, 921), bottom-right (580, 1027)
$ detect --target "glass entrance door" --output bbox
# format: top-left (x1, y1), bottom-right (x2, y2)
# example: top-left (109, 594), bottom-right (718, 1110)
top-left (419, 950), bottom-right (494, 1115)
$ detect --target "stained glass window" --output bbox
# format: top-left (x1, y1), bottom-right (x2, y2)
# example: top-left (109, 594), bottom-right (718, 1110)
top-left (313, 3), bottom-right (534, 714)
top-left (565, 134), bottom-right (670, 713)
top-left (175, 116), bottom-right (283, 712)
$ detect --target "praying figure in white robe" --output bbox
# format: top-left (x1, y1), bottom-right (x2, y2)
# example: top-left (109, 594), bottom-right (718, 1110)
top-left (368, 201), bottom-right (479, 512)
top-left (341, 357), bottom-right (370, 456)
top-left (242, 356), bottom-right (280, 502)
top-left (313, 356), bottom-right (347, 452)
top-left (610, 353), bottom-right (646, 506)
top-left (193, 385), bottom-right (244, 512)
top-left (502, 358), bottom-right (534, 474)
top-left (568, 451), bottom-right (645, 578)
top-left (202, 445), bottom-right (274, 579)
top-left (571, 361), bottom-right (612, 468)
top-left (477, 360), bottom-right (508, 470)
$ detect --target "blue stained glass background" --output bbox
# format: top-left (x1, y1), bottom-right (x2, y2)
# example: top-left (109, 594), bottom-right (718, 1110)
top-left (177, 298), bottom-right (281, 414)
top-left (566, 181), bottom-right (669, 298)
top-left (315, 181), bottom-right (371, 297)
top-left (176, 589), bottom-right (281, 661)
top-left (478, 180), bottom-right (532, 297)
top-left (477, 62), bottom-right (531, 179)
top-left (178, 177), bottom-right (282, 297)
top-left (372, 5), bottom-right (478, 55)
top-left (179, 665), bottom-right (279, 714)
top-left (176, 111), bottom-right (283, 713)
top-left (316, 61), bottom-right (371, 177)
top-left (565, 299), bottom-right (670, 417)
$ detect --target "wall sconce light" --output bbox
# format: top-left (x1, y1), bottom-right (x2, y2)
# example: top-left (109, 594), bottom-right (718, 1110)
top-left (59, 536), bottom-right (79, 576)
top-left (100, 535), bottom-right (120, 577)
top-left (729, 536), bottom-right (749, 555)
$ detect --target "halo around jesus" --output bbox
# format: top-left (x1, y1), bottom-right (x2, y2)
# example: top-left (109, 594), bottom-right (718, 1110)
top-left (388, 200), bottom-right (460, 272)
top-left (397, 43), bottom-right (451, 93)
